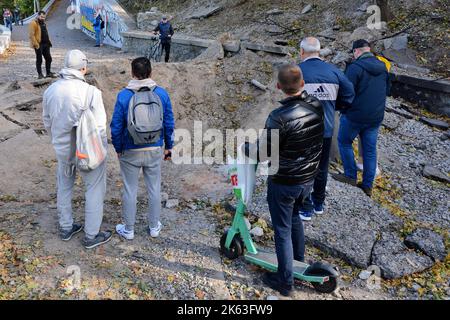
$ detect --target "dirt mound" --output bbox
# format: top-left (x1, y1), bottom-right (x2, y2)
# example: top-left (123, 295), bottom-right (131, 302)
top-left (88, 49), bottom-right (289, 136)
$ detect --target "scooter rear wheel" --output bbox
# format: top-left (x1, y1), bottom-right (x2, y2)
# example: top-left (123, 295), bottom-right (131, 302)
top-left (220, 231), bottom-right (243, 260)
top-left (312, 276), bottom-right (338, 294)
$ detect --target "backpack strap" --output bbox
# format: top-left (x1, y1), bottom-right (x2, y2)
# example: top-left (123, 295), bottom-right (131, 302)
top-left (82, 85), bottom-right (94, 111)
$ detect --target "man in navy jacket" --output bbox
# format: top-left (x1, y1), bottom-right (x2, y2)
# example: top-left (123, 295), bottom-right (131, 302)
top-left (297, 37), bottom-right (355, 221)
top-left (154, 16), bottom-right (174, 62)
top-left (333, 39), bottom-right (390, 196)
top-left (111, 57), bottom-right (175, 240)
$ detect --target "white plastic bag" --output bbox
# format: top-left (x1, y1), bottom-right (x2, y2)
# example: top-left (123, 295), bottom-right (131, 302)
top-left (227, 143), bottom-right (257, 206)
top-left (75, 86), bottom-right (107, 171)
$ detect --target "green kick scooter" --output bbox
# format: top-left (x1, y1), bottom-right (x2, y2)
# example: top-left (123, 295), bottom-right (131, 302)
top-left (220, 161), bottom-right (339, 294)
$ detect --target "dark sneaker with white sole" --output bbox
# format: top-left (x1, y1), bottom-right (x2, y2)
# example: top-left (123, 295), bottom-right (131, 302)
top-left (60, 223), bottom-right (83, 241)
top-left (82, 231), bottom-right (113, 249)
top-left (331, 173), bottom-right (357, 186)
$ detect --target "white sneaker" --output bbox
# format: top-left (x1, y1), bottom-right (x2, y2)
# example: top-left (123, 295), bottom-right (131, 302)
top-left (356, 163), bottom-right (381, 177)
top-left (149, 222), bottom-right (162, 238)
top-left (115, 224), bottom-right (134, 240)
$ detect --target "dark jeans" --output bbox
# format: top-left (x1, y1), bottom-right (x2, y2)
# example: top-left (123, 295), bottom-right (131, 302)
top-left (161, 41), bottom-right (171, 62)
top-left (267, 178), bottom-right (313, 286)
top-left (5, 18), bottom-right (12, 31)
top-left (35, 43), bottom-right (52, 76)
top-left (338, 115), bottom-right (381, 189)
top-left (301, 137), bottom-right (332, 212)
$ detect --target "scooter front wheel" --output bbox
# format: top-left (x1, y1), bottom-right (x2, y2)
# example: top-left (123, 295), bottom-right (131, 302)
top-left (220, 231), bottom-right (243, 260)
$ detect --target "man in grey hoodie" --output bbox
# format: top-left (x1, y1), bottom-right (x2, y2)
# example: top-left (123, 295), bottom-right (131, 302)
top-left (42, 50), bottom-right (112, 249)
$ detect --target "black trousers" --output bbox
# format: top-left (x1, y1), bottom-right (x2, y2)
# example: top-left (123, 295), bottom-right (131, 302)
top-left (35, 43), bottom-right (52, 76)
top-left (161, 42), bottom-right (171, 62)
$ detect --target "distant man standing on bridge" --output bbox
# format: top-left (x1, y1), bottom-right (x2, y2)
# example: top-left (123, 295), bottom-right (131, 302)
top-left (296, 37), bottom-right (355, 221)
top-left (29, 11), bottom-right (57, 79)
top-left (153, 15), bottom-right (174, 62)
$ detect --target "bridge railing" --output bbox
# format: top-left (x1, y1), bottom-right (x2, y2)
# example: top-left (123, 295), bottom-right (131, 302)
top-left (21, 0), bottom-right (58, 25)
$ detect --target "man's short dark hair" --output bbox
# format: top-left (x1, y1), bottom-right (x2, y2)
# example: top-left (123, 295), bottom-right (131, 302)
top-left (278, 64), bottom-right (303, 95)
top-left (38, 10), bottom-right (46, 16)
top-left (131, 57), bottom-right (152, 80)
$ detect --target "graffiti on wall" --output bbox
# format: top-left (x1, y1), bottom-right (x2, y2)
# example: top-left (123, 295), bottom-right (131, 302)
top-left (76, 0), bottom-right (127, 48)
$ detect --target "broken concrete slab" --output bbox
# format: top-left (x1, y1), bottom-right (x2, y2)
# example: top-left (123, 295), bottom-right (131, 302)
top-left (266, 8), bottom-right (284, 15)
top-left (0, 80), bottom-right (20, 95)
top-left (382, 112), bottom-right (402, 131)
top-left (320, 48), bottom-right (333, 57)
top-left (371, 232), bottom-right (434, 279)
top-left (0, 129), bottom-right (55, 201)
top-left (303, 178), bottom-right (403, 269)
top-left (382, 48), bottom-right (418, 66)
top-left (222, 40), bottom-right (241, 53)
top-left (242, 41), bottom-right (290, 55)
top-left (250, 79), bottom-right (268, 91)
top-left (404, 228), bottom-right (447, 262)
top-left (385, 105), bottom-right (414, 119)
top-left (419, 117), bottom-right (449, 130)
top-left (384, 34), bottom-right (409, 51)
top-left (0, 89), bottom-right (42, 111)
top-left (190, 6), bottom-right (223, 19)
top-left (422, 165), bottom-right (450, 184)
top-left (0, 114), bottom-right (22, 141)
top-left (301, 4), bottom-right (313, 14)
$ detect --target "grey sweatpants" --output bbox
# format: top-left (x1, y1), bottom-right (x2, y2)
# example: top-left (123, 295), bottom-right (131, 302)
top-left (57, 158), bottom-right (106, 239)
top-left (119, 148), bottom-right (162, 231)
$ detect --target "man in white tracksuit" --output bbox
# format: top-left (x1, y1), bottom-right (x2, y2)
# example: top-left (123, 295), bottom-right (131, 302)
top-left (42, 50), bottom-right (112, 249)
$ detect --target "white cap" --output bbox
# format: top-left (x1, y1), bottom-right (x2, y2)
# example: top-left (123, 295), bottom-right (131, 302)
top-left (64, 50), bottom-right (88, 70)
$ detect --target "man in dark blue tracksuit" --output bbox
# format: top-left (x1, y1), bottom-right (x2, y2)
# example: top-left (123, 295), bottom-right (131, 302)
top-left (154, 16), bottom-right (174, 62)
top-left (297, 37), bottom-right (355, 221)
top-left (332, 39), bottom-right (391, 197)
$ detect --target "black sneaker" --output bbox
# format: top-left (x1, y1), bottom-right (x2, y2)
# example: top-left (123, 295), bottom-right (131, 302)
top-left (46, 72), bottom-right (58, 78)
top-left (357, 183), bottom-right (373, 197)
top-left (331, 173), bottom-right (357, 186)
top-left (82, 231), bottom-right (113, 249)
top-left (60, 223), bottom-right (83, 241)
top-left (262, 272), bottom-right (293, 297)
top-left (38, 74), bottom-right (45, 79)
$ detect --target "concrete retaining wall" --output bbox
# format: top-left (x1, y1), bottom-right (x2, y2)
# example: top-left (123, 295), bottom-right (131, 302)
top-left (122, 30), bottom-right (224, 62)
top-left (0, 26), bottom-right (11, 55)
top-left (390, 74), bottom-right (450, 117)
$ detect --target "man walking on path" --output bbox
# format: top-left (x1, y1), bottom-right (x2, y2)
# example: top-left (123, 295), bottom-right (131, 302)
top-left (153, 16), bottom-right (174, 62)
top-left (111, 57), bottom-right (175, 240)
top-left (297, 37), bottom-right (355, 221)
top-left (43, 50), bottom-right (112, 249)
top-left (29, 11), bottom-right (57, 79)
top-left (245, 64), bottom-right (324, 296)
top-left (332, 39), bottom-right (391, 197)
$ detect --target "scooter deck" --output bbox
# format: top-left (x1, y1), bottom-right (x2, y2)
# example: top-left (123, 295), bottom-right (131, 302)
top-left (245, 249), bottom-right (309, 274)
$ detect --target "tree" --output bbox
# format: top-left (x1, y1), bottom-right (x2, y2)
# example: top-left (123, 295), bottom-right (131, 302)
top-left (376, 0), bottom-right (395, 22)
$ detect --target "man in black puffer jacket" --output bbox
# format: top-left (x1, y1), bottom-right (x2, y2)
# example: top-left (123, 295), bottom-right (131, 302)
top-left (245, 64), bottom-right (324, 296)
